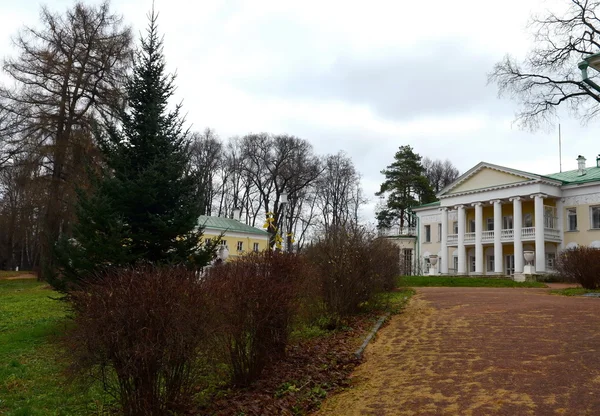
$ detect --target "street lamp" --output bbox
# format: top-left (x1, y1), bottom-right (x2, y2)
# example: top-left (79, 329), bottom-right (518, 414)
top-left (578, 52), bottom-right (600, 93)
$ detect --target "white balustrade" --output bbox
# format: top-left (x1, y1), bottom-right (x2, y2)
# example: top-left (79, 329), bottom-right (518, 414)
top-left (482, 230), bottom-right (494, 242)
top-left (544, 228), bottom-right (561, 241)
top-left (501, 229), bottom-right (514, 241)
top-left (447, 234), bottom-right (458, 245)
top-left (464, 232), bottom-right (475, 243)
top-left (378, 226), bottom-right (416, 237)
top-left (521, 227), bottom-right (535, 239)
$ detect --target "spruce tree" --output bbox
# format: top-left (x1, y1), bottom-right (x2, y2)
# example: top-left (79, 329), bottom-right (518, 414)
top-left (53, 10), bottom-right (213, 289)
top-left (376, 145), bottom-right (436, 229)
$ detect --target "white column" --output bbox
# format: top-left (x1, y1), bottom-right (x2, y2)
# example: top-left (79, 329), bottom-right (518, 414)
top-left (533, 194), bottom-right (546, 273)
top-left (472, 202), bottom-right (483, 275)
top-left (511, 197), bottom-right (523, 274)
top-left (557, 198), bottom-right (564, 252)
top-left (457, 205), bottom-right (466, 275)
top-left (440, 208), bottom-right (449, 274)
top-left (492, 199), bottom-right (503, 274)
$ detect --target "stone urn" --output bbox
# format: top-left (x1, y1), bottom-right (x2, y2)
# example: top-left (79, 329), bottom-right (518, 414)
top-left (523, 251), bottom-right (535, 265)
top-left (523, 250), bottom-right (535, 276)
top-left (428, 255), bottom-right (438, 276)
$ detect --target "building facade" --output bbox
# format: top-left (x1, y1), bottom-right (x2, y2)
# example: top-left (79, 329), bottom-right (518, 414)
top-left (198, 215), bottom-right (270, 259)
top-left (407, 157), bottom-right (600, 277)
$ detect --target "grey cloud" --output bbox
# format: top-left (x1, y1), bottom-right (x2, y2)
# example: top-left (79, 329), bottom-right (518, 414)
top-left (234, 40), bottom-right (507, 121)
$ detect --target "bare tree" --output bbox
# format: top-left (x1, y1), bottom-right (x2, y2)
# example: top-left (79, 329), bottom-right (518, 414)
top-left (316, 152), bottom-right (363, 232)
top-left (239, 133), bottom-right (321, 248)
top-left (189, 128), bottom-right (222, 215)
top-left (422, 157), bottom-right (460, 194)
top-left (0, 1), bottom-right (132, 274)
top-left (489, 0), bottom-right (600, 129)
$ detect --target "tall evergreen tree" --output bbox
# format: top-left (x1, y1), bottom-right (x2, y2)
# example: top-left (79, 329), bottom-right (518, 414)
top-left (52, 9), bottom-right (213, 289)
top-left (376, 145), bottom-right (435, 229)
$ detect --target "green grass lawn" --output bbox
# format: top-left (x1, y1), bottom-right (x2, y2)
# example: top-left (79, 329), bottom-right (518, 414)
top-left (398, 275), bottom-right (547, 288)
top-left (0, 271), bottom-right (34, 278)
top-left (549, 287), bottom-right (600, 296)
top-left (0, 279), bottom-right (107, 416)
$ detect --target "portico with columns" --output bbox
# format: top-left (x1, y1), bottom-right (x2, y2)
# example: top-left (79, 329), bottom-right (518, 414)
top-left (414, 162), bottom-right (566, 278)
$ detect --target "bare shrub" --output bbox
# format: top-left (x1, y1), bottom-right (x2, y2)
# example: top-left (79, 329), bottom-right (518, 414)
top-left (67, 265), bottom-right (210, 416)
top-left (305, 225), bottom-right (400, 323)
top-left (205, 251), bottom-right (306, 386)
top-left (556, 246), bottom-right (600, 289)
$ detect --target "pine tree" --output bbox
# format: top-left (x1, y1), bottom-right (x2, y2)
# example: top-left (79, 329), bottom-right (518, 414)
top-left (376, 145), bottom-right (435, 229)
top-left (52, 9), bottom-right (213, 289)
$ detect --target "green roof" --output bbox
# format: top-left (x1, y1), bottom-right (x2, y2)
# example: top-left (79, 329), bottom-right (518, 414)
top-left (412, 201), bottom-right (441, 210)
top-left (544, 166), bottom-right (600, 185)
top-left (198, 215), bottom-right (269, 236)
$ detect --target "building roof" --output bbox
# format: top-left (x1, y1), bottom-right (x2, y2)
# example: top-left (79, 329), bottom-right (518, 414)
top-left (544, 166), bottom-right (600, 185)
top-left (198, 215), bottom-right (269, 236)
top-left (411, 201), bottom-right (441, 210)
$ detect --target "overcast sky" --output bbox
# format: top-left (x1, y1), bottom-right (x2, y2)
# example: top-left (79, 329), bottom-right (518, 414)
top-left (1, 0), bottom-right (598, 223)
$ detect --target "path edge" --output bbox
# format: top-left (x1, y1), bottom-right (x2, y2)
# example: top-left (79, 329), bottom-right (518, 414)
top-left (354, 313), bottom-right (390, 359)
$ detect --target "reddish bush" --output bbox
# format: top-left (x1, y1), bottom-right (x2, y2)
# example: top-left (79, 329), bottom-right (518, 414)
top-left (205, 251), bottom-right (306, 386)
top-left (556, 246), bottom-right (600, 289)
top-left (67, 265), bottom-right (210, 416)
top-left (305, 225), bottom-right (400, 322)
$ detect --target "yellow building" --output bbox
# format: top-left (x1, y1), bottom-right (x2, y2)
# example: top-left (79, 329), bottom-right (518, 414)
top-left (198, 215), bottom-right (270, 259)
top-left (402, 156), bottom-right (600, 279)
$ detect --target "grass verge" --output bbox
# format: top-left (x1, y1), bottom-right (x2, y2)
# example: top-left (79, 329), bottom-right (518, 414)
top-left (549, 287), bottom-right (600, 296)
top-left (0, 271), bottom-right (34, 279)
top-left (398, 275), bottom-right (547, 288)
top-left (0, 279), bottom-right (107, 416)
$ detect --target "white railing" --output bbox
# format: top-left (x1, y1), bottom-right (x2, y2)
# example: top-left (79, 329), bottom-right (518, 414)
top-left (544, 227), bottom-right (561, 241)
top-left (482, 230), bottom-right (494, 242)
top-left (445, 227), bottom-right (562, 245)
top-left (447, 234), bottom-right (458, 245)
top-left (378, 226), bottom-right (416, 237)
top-left (501, 229), bottom-right (514, 241)
top-left (521, 227), bottom-right (535, 239)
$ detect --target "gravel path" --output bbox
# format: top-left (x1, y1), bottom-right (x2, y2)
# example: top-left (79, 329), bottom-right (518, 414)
top-left (319, 287), bottom-right (600, 415)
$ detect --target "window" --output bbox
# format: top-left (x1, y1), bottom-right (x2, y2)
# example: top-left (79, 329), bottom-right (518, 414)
top-left (424, 258), bottom-right (431, 273)
top-left (503, 215), bottom-right (513, 229)
top-left (205, 238), bottom-right (211, 245)
top-left (523, 213), bottom-right (533, 228)
top-left (592, 206), bottom-right (600, 229)
top-left (487, 255), bottom-right (495, 272)
top-left (453, 221), bottom-right (458, 234)
top-left (453, 256), bottom-right (458, 274)
top-left (424, 225), bottom-right (431, 242)
top-left (470, 256), bottom-right (476, 272)
top-left (221, 240), bottom-right (227, 247)
top-left (469, 220), bottom-right (476, 233)
top-left (253, 242), bottom-right (259, 252)
top-left (437, 223), bottom-right (442, 242)
top-left (546, 253), bottom-right (556, 270)
top-left (567, 208), bottom-right (577, 231)
top-left (544, 206), bottom-right (556, 228)
top-left (487, 218), bottom-right (494, 231)
top-left (402, 249), bottom-right (413, 275)
top-left (237, 241), bottom-right (243, 251)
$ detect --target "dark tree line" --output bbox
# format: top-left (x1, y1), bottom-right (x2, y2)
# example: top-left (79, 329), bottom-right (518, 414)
top-left (187, 130), bottom-right (365, 250)
top-left (0, 2), bottom-right (367, 270)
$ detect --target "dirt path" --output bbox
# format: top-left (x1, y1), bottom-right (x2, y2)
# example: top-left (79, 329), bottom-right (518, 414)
top-left (319, 287), bottom-right (600, 415)
top-left (0, 274), bottom-right (37, 280)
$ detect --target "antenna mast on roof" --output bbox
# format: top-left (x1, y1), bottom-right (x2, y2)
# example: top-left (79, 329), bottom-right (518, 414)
top-left (559, 123), bottom-right (562, 173)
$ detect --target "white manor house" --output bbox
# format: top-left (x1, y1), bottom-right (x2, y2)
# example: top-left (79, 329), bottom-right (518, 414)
top-left (381, 155), bottom-right (600, 278)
